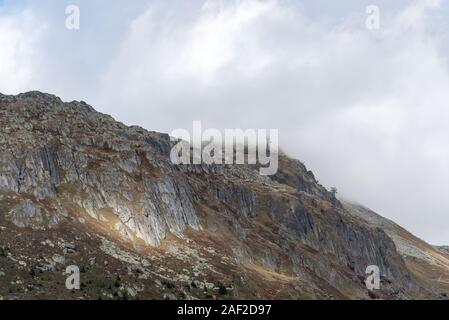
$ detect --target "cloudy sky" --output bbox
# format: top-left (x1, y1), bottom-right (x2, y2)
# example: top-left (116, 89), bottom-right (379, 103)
top-left (1, 0), bottom-right (448, 244)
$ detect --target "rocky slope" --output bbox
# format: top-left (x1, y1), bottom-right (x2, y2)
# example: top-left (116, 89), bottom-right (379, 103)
top-left (0, 91), bottom-right (446, 300)
top-left (438, 246), bottom-right (449, 256)
top-left (342, 200), bottom-right (449, 299)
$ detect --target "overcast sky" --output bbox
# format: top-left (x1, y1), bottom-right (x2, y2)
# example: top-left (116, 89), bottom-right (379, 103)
top-left (1, 0), bottom-right (448, 244)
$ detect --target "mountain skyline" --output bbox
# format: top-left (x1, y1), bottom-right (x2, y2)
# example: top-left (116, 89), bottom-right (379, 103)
top-left (0, 90), bottom-right (448, 300)
top-left (1, 0), bottom-right (448, 244)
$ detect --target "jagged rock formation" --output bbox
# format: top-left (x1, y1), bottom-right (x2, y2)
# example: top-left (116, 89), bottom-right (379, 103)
top-left (0, 91), bottom-right (447, 300)
top-left (342, 200), bottom-right (449, 298)
top-left (438, 246), bottom-right (449, 256)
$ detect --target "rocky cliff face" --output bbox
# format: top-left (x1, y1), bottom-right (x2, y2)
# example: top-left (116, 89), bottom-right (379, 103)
top-left (0, 91), bottom-right (445, 300)
top-left (342, 200), bottom-right (449, 298)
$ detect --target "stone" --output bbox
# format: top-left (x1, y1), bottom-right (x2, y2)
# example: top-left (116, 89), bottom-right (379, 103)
top-left (6, 200), bottom-right (44, 230)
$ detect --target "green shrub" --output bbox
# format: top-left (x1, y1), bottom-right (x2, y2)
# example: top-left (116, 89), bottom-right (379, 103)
top-left (163, 281), bottom-right (175, 289)
top-left (0, 247), bottom-right (7, 257)
top-left (218, 283), bottom-right (227, 296)
top-left (114, 275), bottom-right (121, 288)
top-left (119, 289), bottom-right (130, 300)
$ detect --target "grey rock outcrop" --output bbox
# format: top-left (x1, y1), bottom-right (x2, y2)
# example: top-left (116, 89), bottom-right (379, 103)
top-left (0, 91), bottom-right (440, 299)
top-left (7, 200), bottom-right (44, 229)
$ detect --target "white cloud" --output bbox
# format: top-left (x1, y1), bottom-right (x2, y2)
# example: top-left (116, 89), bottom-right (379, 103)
top-left (0, 9), bottom-right (44, 93)
top-left (397, 0), bottom-right (441, 29)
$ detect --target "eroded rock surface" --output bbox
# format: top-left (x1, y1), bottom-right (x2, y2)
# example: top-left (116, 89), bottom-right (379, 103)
top-left (0, 91), bottom-right (446, 300)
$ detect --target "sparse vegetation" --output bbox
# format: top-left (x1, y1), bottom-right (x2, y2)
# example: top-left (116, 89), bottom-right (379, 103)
top-left (218, 282), bottom-right (227, 296)
top-left (178, 292), bottom-right (186, 300)
top-left (119, 289), bottom-right (130, 300)
top-left (91, 276), bottom-right (110, 289)
top-left (114, 275), bottom-right (121, 288)
top-left (163, 281), bottom-right (175, 289)
top-left (0, 247), bottom-right (8, 257)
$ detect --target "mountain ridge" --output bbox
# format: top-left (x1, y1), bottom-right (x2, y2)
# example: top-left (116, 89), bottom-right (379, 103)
top-left (0, 91), bottom-right (447, 300)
